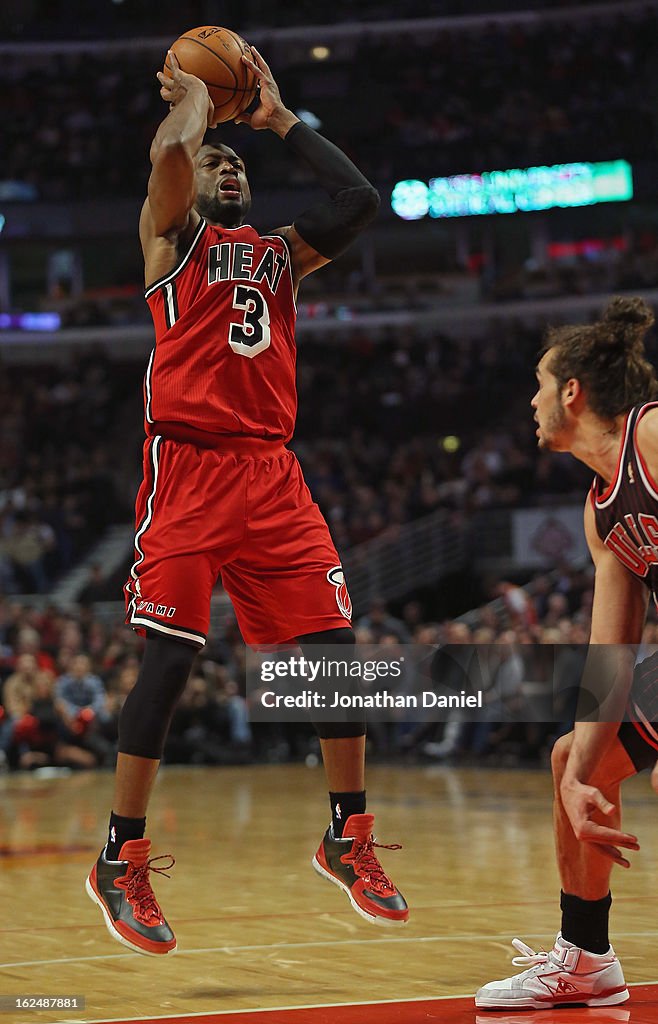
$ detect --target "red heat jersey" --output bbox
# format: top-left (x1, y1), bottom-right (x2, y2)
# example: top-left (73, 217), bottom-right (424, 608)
top-left (144, 220), bottom-right (297, 439)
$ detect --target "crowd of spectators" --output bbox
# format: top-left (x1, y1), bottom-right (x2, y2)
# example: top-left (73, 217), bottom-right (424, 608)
top-left (293, 321), bottom-right (595, 553)
top-left (351, 13), bottom-right (658, 185)
top-left (0, 599), bottom-right (254, 771)
top-left (4, 558), bottom-right (653, 772)
top-left (2, 10), bottom-right (657, 202)
top-left (483, 233), bottom-right (658, 304)
top-left (1, 3), bottom-right (654, 775)
top-left (0, 309), bottom-right (646, 771)
top-left (36, 226), bottom-right (658, 329)
top-left (0, 351), bottom-right (131, 593)
top-left (0, 313), bottom-right (609, 595)
top-left (0, 0), bottom-right (631, 42)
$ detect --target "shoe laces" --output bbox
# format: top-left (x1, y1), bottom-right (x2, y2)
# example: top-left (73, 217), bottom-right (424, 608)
top-left (350, 835), bottom-right (401, 895)
top-left (124, 854), bottom-right (175, 925)
top-left (509, 937), bottom-right (559, 977)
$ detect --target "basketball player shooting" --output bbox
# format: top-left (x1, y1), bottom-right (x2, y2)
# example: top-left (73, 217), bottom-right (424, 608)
top-left (477, 297), bottom-right (658, 1009)
top-left (85, 47), bottom-right (408, 956)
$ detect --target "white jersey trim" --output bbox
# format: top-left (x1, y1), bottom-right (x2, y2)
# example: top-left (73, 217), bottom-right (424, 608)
top-left (163, 281), bottom-right (178, 328)
top-left (632, 701), bottom-right (658, 744)
top-left (144, 348), bottom-right (155, 424)
top-left (144, 218), bottom-right (208, 299)
top-left (128, 614), bottom-right (206, 648)
top-left (633, 402), bottom-right (658, 501)
top-left (127, 435), bottom-right (161, 621)
top-left (635, 457), bottom-right (658, 502)
top-left (594, 409), bottom-right (633, 510)
top-left (125, 437), bottom-right (207, 648)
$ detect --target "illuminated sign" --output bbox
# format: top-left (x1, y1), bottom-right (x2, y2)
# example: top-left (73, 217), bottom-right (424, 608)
top-left (0, 312), bottom-right (61, 331)
top-left (391, 160), bottom-right (633, 220)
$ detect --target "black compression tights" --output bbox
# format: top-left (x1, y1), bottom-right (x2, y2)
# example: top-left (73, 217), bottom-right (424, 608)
top-left (118, 634), bottom-right (197, 760)
top-left (296, 626), bottom-right (366, 739)
top-left (118, 627), bottom-right (365, 758)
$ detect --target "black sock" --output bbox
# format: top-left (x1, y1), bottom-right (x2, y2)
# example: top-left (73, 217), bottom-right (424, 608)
top-left (106, 812), bottom-right (146, 861)
top-left (560, 890), bottom-right (612, 954)
top-left (329, 791), bottom-right (366, 838)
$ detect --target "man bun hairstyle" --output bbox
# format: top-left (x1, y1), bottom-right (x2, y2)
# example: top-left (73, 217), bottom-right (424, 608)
top-left (544, 295), bottom-right (658, 420)
top-left (600, 295), bottom-right (655, 347)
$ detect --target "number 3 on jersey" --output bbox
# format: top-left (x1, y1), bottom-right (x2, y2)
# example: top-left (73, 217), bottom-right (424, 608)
top-left (229, 285), bottom-right (271, 358)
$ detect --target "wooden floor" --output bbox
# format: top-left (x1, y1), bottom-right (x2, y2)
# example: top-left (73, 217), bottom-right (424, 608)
top-left (1, 763), bottom-right (658, 1024)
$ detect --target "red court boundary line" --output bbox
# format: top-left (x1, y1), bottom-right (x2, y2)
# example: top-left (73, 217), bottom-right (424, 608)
top-left (65, 994), bottom-right (474, 1024)
top-left (65, 985), bottom-right (658, 1024)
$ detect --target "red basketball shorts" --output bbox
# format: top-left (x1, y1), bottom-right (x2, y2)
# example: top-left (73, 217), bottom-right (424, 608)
top-left (124, 435), bottom-right (352, 647)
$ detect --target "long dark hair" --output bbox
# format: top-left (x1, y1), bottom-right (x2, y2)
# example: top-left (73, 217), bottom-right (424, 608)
top-left (544, 296), bottom-right (658, 419)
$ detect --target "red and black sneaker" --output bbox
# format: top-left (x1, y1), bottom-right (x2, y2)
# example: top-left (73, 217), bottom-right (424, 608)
top-left (85, 839), bottom-right (177, 956)
top-left (312, 813), bottom-right (408, 926)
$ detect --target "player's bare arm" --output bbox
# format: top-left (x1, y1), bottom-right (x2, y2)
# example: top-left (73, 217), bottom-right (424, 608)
top-left (566, 496), bottom-right (647, 773)
top-left (140, 51), bottom-right (215, 288)
top-left (237, 47), bottom-right (380, 289)
top-left (559, 495), bottom-right (647, 856)
top-left (633, 405), bottom-right (658, 794)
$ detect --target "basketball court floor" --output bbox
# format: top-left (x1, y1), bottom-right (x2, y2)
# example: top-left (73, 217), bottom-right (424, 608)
top-left (1, 764), bottom-right (658, 1024)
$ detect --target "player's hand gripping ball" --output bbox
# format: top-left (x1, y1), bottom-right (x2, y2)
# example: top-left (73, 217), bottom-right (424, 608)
top-left (164, 26), bottom-right (258, 123)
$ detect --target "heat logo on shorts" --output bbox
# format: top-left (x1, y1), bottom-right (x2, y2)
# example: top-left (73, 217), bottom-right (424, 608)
top-left (135, 599), bottom-right (177, 618)
top-left (327, 566), bottom-right (352, 621)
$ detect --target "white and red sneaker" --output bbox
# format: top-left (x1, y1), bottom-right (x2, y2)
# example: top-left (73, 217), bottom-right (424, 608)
top-left (312, 813), bottom-right (408, 926)
top-left (475, 934), bottom-right (629, 1009)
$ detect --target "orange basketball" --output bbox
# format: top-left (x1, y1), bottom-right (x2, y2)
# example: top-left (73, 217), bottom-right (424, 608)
top-left (164, 26), bottom-right (258, 124)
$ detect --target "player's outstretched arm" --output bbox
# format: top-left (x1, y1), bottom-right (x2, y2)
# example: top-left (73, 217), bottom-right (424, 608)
top-left (143, 51), bottom-right (216, 241)
top-left (559, 495), bottom-right (647, 859)
top-left (237, 47), bottom-right (380, 282)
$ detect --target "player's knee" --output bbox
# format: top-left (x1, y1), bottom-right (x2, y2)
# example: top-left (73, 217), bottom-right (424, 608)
top-left (118, 634), bottom-right (198, 759)
top-left (550, 732), bottom-right (573, 784)
top-left (135, 633), bottom-right (198, 701)
top-left (299, 628), bottom-right (362, 739)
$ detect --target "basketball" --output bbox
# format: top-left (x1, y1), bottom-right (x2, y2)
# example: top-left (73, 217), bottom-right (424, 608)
top-left (165, 26), bottom-right (258, 123)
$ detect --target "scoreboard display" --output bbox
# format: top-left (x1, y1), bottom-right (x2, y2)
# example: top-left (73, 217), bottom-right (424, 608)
top-left (391, 159), bottom-right (633, 220)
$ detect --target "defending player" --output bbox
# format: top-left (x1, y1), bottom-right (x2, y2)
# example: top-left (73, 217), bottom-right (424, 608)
top-left (85, 48), bottom-right (408, 956)
top-left (476, 296), bottom-right (658, 1009)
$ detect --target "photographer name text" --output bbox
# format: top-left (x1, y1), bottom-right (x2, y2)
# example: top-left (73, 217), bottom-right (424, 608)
top-left (260, 690), bottom-right (483, 709)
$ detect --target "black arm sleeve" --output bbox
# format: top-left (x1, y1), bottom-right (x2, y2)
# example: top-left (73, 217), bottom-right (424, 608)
top-left (284, 121), bottom-right (380, 260)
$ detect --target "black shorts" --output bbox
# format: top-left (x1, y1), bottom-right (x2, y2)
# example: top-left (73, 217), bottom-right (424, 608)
top-left (618, 650), bottom-right (658, 772)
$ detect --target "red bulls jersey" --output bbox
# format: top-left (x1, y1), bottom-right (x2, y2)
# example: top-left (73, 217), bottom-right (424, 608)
top-left (144, 220), bottom-right (297, 439)
top-left (592, 402), bottom-right (658, 605)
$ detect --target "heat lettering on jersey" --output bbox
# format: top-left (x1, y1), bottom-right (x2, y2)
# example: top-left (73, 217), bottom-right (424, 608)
top-left (207, 242), bottom-right (287, 294)
top-left (605, 513), bottom-right (658, 577)
top-left (135, 599), bottom-right (177, 618)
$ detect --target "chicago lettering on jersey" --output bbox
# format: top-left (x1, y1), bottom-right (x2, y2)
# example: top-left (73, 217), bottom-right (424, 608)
top-left (207, 242), bottom-right (287, 294)
top-left (605, 512), bottom-right (658, 577)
